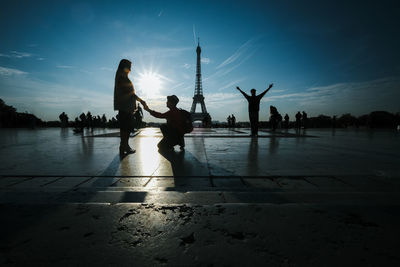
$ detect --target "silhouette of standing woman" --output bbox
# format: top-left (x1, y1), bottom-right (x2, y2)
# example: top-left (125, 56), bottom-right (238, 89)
top-left (236, 83), bottom-right (273, 136)
top-left (114, 59), bottom-right (147, 156)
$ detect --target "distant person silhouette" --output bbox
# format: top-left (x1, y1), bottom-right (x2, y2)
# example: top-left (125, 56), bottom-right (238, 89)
top-left (227, 115), bottom-right (232, 127)
top-left (79, 112), bottom-right (86, 131)
top-left (284, 114), bottom-right (289, 128)
top-left (101, 114), bottom-right (107, 128)
top-left (269, 105), bottom-right (281, 131)
top-left (86, 111), bottom-right (93, 132)
top-left (59, 112), bottom-right (69, 128)
top-left (114, 59), bottom-right (147, 156)
top-left (332, 115), bottom-right (337, 128)
top-left (236, 83), bottom-right (273, 136)
top-left (302, 111), bottom-right (308, 129)
top-left (295, 111), bottom-right (302, 130)
top-left (277, 111), bottom-right (282, 129)
top-left (144, 95), bottom-right (186, 151)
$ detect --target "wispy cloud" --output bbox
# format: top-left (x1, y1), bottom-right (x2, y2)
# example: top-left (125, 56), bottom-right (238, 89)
top-left (201, 58), bottom-right (210, 64)
top-left (216, 79), bottom-right (245, 91)
top-left (100, 67), bottom-right (113, 71)
top-left (204, 37), bottom-right (260, 82)
top-left (0, 66), bottom-right (28, 76)
top-left (0, 51), bottom-right (33, 59)
top-left (169, 82), bottom-right (186, 90)
top-left (193, 24), bottom-right (197, 45)
top-left (203, 92), bottom-right (244, 109)
top-left (204, 53), bottom-right (252, 82)
top-left (123, 46), bottom-right (192, 59)
top-left (158, 10), bottom-right (163, 17)
top-left (12, 51), bottom-right (32, 58)
top-left (56, 65), bottom-right (75, 69)
top-left (183, 63), bottom-right (191, 69)
top-left (269, 89), bottom-right (286, 93)
top-left (266, 77), bottom-right (400, 115)
top-left (216, 37), bottom-right (259, 69)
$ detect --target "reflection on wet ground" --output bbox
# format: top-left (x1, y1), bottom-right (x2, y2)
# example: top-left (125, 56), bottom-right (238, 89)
top-left (0, 127), bottom-right (399, 202)
top-left (1, 127), bottom-right (400, 266)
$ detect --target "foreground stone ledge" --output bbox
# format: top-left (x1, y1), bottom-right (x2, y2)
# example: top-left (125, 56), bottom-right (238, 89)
top-left (1, 203), bottom-right (399, 266)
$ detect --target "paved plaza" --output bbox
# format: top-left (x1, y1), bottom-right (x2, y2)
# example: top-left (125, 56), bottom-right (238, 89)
top-left (1, 127), bottom-right (400, 266)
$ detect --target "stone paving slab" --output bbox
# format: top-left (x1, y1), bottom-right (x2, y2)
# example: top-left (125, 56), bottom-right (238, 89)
top-left (1, 128), bottom-right (399, 265)
top-left (1, 203), bottom-right (399, 266)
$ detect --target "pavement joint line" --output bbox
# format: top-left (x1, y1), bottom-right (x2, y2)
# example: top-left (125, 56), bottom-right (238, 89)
top-left (271, 177), bottom-right (283, 188)
top-left (142, 177), bottom-right (153, 187)
top-left (302, 177), bottom-right (319, 187)
top-left (109, 177), bottom-right (122, 187)
top-left (239, 176), bottom-right (249, 187)
top-left (71, 176), bottom-right (95, 189)
top-left (201, 139), bottom-right (215, 187)
top-left (143, 163), bottom-right (164, 187)
top-left (330, 176), bottom-right (357, 187)
top-left (231, 130), bottom-right (246, 133)
top-left (6, 176), bottom-right (35, 187)
top-left (40, 177), bottom-right (64, 187)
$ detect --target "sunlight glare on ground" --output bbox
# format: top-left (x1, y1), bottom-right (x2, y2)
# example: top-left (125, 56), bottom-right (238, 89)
top-left (136, 132), bottom-right (162, 175)
top-left (136, 70), bottom-right (162, 98)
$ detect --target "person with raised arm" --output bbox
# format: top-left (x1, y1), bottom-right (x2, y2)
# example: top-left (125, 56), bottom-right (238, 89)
top-left (236, 83), bottom-right (273, 136)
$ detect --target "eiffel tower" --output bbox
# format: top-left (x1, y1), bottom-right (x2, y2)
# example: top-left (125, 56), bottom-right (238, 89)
top-left (190, 39), bottom-right (211, 123)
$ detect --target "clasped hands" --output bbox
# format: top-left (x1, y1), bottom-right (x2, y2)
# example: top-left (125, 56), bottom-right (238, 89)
top-left (141, 101), bottom-right (151, 112)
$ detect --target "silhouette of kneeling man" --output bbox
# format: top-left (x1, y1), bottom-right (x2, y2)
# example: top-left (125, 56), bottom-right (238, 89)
top-left (144, 95), bottom-right (186, 151)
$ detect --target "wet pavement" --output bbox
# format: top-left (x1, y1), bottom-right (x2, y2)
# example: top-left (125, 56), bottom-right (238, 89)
top-left (1, 127), bottom-right (400, 266)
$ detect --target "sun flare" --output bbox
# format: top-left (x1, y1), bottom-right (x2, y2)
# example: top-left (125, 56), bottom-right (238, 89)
top-left (136, 71), bottom-right (162, 98)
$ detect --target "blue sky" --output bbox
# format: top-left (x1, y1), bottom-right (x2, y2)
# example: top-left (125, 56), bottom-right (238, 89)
top-left (0, 0), bottom-right (399, 122)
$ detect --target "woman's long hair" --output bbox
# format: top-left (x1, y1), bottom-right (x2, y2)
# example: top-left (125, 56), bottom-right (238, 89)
top-left (115, 59), bottom-right (131, 84)
top-left (114, 59), bottom-right (132, 110)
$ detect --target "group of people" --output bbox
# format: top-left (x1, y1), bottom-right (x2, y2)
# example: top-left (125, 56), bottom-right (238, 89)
top-left (236, 85), bottom-right (309, 133)
top-left (72, 112), bottom-right (110, 133)
top-left (226, 114), bottom-right (236, 127)
top-left (295, 111), bottom-right (308, 130)
top-left (270, 109), bottom-right (308, 130)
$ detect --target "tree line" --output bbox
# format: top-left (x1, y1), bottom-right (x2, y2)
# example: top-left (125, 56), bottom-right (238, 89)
top-left (1, 98), bottom-right (399, 129)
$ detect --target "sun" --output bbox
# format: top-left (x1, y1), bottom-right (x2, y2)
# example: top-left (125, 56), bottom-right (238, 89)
top-left (136, 71), bottom-right (162, 98)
